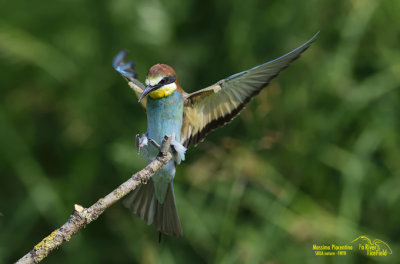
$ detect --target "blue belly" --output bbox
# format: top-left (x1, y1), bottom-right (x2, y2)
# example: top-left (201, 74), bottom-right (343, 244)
top-left (144, 90), bottom-right (183, 203)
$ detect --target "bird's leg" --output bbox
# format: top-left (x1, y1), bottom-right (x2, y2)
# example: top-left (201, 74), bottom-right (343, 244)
top-left (113, 50), bottom-right (138, 81)
top-left (135, 133), bottom-right (165, 158)
top-left (148, 138), bottom-right (161, 151)
top-left (136, 133), bottom-right (185, 162)
top-left (135, 132), bottom-right (149, 155)
top-left (170, 133), bottom-right (187, 164)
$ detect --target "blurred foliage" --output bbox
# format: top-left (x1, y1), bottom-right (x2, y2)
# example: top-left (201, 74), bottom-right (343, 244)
top-left (0, 0), bottom-right (399, 263)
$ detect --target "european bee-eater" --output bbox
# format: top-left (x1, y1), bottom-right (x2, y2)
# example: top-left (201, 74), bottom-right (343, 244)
top-left (113, 32), bottom-right (318, 237)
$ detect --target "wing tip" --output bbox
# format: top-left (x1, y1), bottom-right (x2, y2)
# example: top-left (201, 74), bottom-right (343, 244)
top-left (304, 30), bottom-right (320, 47)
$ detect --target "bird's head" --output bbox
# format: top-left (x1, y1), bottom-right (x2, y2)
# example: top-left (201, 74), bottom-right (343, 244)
top-left (139, 64), bottom-right (181, 102)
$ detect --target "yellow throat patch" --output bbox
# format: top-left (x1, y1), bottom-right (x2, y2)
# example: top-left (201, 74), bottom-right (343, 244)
top-left (148, 82), bottom-right (177, 99)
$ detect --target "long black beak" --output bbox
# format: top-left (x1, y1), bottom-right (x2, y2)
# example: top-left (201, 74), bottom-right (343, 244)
top-left (139, 85), bottom-right (157, 102)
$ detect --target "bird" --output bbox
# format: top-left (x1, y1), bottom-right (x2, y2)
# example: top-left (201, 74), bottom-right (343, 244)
top-left (113, 32), bottom-right (319, 238)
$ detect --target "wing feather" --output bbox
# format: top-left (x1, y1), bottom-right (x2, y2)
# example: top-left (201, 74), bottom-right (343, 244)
top-left (181, 32), bottom-right (319, 147)
top-left (127, 79), bottom-right (147, 108)
top-left (113, 50), bottom-right (147, 109)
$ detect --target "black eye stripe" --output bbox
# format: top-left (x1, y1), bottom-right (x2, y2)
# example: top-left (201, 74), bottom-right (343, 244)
top-left (154, 76), bottom-right (176, 87)
top-left (149, 75), bottom-right (177, 89)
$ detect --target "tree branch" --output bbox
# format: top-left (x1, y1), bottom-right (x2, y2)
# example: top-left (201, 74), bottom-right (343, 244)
top-left (16, 136), bottom-right (173, 264)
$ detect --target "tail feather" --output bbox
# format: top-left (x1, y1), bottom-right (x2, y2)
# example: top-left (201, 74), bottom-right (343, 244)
top-left (124, 179), bottom-right (183, 237)
top-left (124, 180), bottom-right (155, 224)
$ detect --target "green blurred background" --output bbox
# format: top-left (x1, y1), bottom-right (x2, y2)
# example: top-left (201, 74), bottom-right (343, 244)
top-left (1, 0), bottom-right (399, 263)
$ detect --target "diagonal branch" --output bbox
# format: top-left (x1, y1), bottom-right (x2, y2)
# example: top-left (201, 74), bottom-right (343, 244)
top-left (16, 136), bottom-right (173, 264)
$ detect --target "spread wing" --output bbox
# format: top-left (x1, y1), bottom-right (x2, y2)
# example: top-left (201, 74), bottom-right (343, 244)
top-left (113, 50), bottom-right (147, 108)
top-left (181, 32), bottom-right (319, 147)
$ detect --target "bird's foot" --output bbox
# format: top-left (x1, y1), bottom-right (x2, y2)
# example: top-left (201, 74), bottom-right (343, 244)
top-left (135, 133), bottom-right (149, 154)
top-left (136, 133), bottom-right (186, 162)
top-left (170, 133), bottom-right (187, 164)
top-left (113, 50), bottom-right (138, 81)
top-left (135, 133), bottom-right (164, 157)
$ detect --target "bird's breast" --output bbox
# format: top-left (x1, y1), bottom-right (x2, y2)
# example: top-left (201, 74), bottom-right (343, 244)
top-left (146, 90), bottom-right (184, 145)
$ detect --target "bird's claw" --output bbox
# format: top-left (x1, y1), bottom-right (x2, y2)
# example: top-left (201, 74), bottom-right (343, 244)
top-left (136, 133), bottom-right (148, 153)
top-left (113, 50), bottom-right (138, 81)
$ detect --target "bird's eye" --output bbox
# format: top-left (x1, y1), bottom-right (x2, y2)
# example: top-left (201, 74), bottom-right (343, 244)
top-left (159, 78), bottom-right (167, 85)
